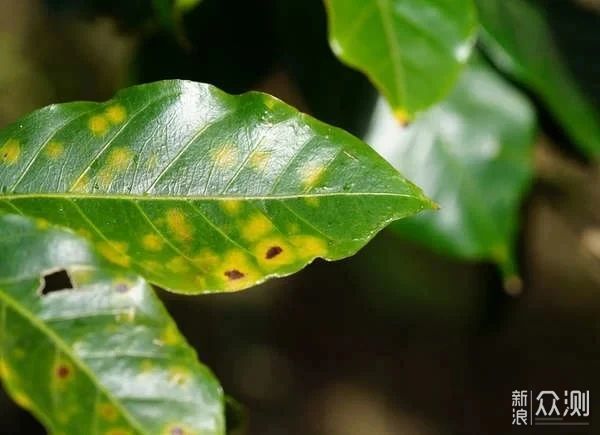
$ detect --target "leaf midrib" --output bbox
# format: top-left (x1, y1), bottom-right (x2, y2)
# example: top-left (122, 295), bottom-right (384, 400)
top-left (0, 284), bottom-right (146, 435)
top-left (1, 192), bottom-right (422, 201)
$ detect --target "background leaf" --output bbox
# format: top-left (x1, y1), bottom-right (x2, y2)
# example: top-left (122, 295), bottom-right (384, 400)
top-left (0, 214), bottom-right (224, 434)
top-left (325, 0), bottom-right (478, 120)
top-left (0, 80), bottom-right (433, 294)
top-left (366, 60), bottom-right (536, 279)
top-left (476, 0), bottom-right (600, 159)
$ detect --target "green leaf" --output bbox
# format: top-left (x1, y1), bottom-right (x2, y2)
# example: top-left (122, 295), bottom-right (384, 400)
top-left (0, 214), bottom-right (224, 434)
top-left (153, 0), bottom-right (202, 30)
top-left (366, 60), bottom-right (536, 279)
top-left (476, 0), bottom-right (600, 159)
top-left (0, 80), bottom-right (433, 294)
top-left (325, 0), bottom-right (478, 120)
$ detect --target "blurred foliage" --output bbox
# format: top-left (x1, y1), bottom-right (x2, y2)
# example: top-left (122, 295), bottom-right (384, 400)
top-left (325, 0), bottom-right (478, 120)
top-left (367, 60), bottom-right (535, 281)
top-left (477, 0), bottom-right (600, 159)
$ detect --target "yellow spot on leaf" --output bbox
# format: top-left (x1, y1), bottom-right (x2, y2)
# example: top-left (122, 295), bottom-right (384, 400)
top-left (254, 237), bottom-right (296, 270)
top-left (220, 199), bottom-right (242, 215)
top-left (0, 139), bottom-right (21, 165)
top-left (142, 233), bottom-right (164, 251)
top-left (192, 248), bottom-right (220, 272)
top-left (97, 241), bottom-right (130, 267)
top-left (70, 269), bottom-right (94, 285)
top-left (394, 108), bottom-right (410, 125)
top-left (217, 250), bottom-right (260, 291)
top-left (89, 115), bottom-right (109, 136)
top-left (45, 141), bottom-right (64, 159)
top-left (160, 323), bottom-right (180, 346)
top-left (249, 151), bottom-right (270, 170)
top-left (166, 256), bottom-right (190, 273)
top-left (52, 360), bottom-right (74, 387)
top-left (241, 213), bottom-right (273, 242)
top-left (105, 104), bottom-right (127, 124)
top-left (107, 147), bottom-right (133, 171)
top-left (166, 208), bottom-right (194, 242)
top-left (299, 162), bottom-right (326, 188)
top-left (116, 307), bottom-right (136, 323)
top-left (141, 260), bottom-right (163, 272)
top-left (304, 196), bottom-right (320, 207)
top-left (168, 367), bottom-right (191, 386)
top-left (98, 403), bottom-right (119, 422)
top-left (35, 218), bottom-right (50, 230)
top-left (212, 144), bottom-right (238, 168)
top-left (290, 235), bottom-right (328, 259)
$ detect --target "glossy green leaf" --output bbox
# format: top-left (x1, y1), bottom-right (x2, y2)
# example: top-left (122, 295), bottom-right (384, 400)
top-left (0, 80), bottom-right (433, 294)
top-left (325, 0), bottom-right (478, 120)
top-left (476, 0), bottom-right (600, 158)
top-left (366, 61), bottom-right (536, 278)
top-left (0, 214), bottom-right (224, 434)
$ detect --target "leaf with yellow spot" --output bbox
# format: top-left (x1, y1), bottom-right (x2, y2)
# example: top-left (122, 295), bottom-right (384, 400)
top-left (0, 80), bottom-right (433, 294)
top-left (0, 214), bottom-right (224, 434)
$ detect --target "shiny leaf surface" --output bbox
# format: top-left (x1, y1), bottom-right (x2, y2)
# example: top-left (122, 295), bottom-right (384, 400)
top-left (366, 61), bottom-right (535, 277)
top-left (0, 80), bottom-right (433, 294)
top-left (477, 0), bottom-right (600, 158)
top-left (325, 0), bottom-right (478, 120)
top-left (0, 214), bottom-right (224, 434)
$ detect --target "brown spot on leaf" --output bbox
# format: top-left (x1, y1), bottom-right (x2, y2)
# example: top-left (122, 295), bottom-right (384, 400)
top-left (265, 246), bottom-right (283, 259)
top-left (56, 364), bottom-right (70, 379)
top-left (224, 269), bottom-right (245, 280)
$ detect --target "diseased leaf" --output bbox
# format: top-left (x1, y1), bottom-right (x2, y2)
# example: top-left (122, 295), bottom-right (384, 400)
top-left (0, 80), bottom-right (433, 294)
top-left (366, 61), bottom-right (536, 278)
top-left (476, 0), bottom-right (600, 158)
top-left (325, 0), bottom-right (478, 120)
top-left (0, 214), bottom-right (224, 434)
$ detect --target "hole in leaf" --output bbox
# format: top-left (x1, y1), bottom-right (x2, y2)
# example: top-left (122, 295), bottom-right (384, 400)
top-left (41, 269), bottom-right (73, 296)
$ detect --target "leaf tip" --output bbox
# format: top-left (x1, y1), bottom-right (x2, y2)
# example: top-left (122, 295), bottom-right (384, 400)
top-left (503, 275), bottom-right (523, 297)
top-left (393, 108), bottom-right (412, 126)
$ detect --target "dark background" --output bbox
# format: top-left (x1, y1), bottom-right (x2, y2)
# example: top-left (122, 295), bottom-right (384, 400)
top-left (0, 0), bottom-right (599, 434)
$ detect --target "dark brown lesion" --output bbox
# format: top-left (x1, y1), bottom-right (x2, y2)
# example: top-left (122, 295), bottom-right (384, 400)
top-left (224, 269), bottom-right (245, 280)
top-left (265, 246), bottom-right (283, 259)
top-left (56, 364), bottom-right (71, 379)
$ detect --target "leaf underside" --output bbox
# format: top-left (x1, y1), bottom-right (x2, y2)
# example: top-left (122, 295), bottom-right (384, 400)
top-left (366, 60), bottom-right (535, 276)
top-left (0, 214), bottom-right (224, 435)
top-left (325, 0), bottom-right (478, 119)
top-left (0, 80), bottom-right (433, 294)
